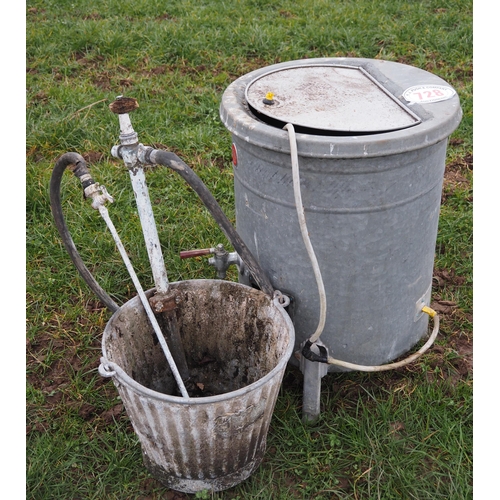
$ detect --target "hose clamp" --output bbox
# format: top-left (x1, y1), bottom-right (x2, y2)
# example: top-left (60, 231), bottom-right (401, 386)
top-left (85, 184), bottom-right (114, 209)
top-left (301, 340), bottom-right (329, 363)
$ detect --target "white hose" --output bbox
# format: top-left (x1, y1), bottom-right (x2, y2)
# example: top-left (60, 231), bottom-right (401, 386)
top-left (284, 123), bottom-right (439, 370)
top-left (284, 123), bottom-right (327, 344)
top-left (326, 314), bottom-right (440, 371)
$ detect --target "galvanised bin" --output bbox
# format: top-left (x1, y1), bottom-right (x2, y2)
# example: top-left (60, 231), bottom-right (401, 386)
top-left (220, 58), bottom-right (461, 376)
top-left (99, 279), bottom-right (294, 493)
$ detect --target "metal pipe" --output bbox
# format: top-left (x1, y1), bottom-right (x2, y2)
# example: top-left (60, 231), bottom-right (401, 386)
top-left (109, 105), bottom-right (191, 384)
top-left (128, 167), bottom-right (169, 294)
top-left (110, 107), bottom-right (170, 295)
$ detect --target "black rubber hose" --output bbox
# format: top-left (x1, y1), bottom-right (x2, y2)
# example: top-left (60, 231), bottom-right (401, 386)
top-left (148, 148), bottom-right (275, 297)
top-left (49, 152), bottom-right (119, 312)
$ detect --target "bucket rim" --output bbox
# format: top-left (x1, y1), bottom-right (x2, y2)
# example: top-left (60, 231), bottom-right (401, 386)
top-left (100, 279), bottom-right (295, 405)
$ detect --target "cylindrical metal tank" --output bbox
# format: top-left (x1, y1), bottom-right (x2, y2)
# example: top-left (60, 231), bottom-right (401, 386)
top-left (220, 57), bottom-right (462, 370)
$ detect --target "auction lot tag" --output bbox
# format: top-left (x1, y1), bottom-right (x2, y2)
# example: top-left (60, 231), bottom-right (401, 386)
top-left (403, 85), bottom-right (456, 104)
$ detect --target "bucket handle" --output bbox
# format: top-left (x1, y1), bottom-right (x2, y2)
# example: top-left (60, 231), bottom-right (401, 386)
top-left (98, 357), bottom-right (116, 378)
top-left (273, 290), bottom-right (290, 308)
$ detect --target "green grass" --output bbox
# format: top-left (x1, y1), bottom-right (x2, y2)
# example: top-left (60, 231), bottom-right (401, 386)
top-left (27, 0), bottom-right (472, 498)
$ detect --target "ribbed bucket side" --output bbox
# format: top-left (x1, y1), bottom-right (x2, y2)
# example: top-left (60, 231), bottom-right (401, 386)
top-left (114, 366), bottom-right (282, 492)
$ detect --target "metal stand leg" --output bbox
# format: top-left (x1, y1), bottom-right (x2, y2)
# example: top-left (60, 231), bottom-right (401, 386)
top-left (300, 341), bottom-right (329, 423)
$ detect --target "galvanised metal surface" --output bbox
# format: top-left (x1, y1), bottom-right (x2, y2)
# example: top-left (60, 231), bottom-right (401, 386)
top-left (220, 57), bottom-right (462, 370)
top-left (100, 280), bottom-right (294, 493)
top-left (245, 64), bottom-right (421, 134)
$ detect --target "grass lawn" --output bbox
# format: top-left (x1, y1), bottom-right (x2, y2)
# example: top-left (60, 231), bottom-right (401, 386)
top-left (26, 1), bottom-right (472, 498)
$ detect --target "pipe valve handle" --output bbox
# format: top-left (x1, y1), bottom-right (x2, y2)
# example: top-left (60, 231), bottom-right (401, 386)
top-left (179, 248), bottom-right (214, 259)
top-left (109, 96), bottom-right (139, 114)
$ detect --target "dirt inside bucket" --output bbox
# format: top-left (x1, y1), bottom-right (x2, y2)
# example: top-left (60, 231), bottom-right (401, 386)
top-left (103, 281), bottom-right (289, 398)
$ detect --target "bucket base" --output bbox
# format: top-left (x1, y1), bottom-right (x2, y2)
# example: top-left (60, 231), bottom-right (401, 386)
top-left (142, 446), bottom-right (265, 493)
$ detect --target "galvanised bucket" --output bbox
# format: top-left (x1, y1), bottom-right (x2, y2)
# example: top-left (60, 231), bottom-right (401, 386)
top-left (99, 279), bottom-right (294, 493)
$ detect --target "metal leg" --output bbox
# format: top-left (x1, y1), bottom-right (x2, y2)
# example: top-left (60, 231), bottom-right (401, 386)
top-left (300, 341), bottom-right (329, 423)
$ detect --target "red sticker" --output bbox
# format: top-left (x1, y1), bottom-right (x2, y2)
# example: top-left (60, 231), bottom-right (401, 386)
top-left (231, 143), bottom-right (238, 166)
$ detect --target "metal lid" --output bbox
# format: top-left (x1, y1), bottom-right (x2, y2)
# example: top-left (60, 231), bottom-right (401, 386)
top-left (245, 64), bottom-right (421, 134)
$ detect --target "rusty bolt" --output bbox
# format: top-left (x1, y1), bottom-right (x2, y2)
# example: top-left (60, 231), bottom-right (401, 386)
top-left (149, 291), bottom-right (179, 313)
